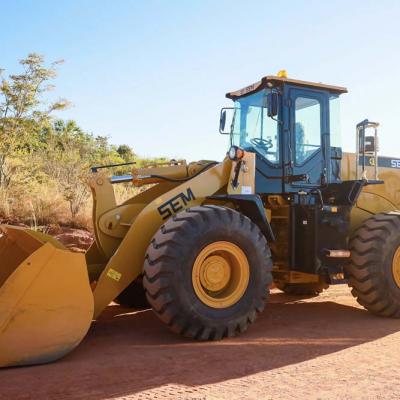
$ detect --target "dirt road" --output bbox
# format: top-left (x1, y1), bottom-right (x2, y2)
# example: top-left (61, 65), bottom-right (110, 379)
top-left (1, 285), bottom-right (399, 400)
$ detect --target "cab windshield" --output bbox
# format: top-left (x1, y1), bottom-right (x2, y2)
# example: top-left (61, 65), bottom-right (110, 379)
top-left (231, 89), bottom-right (279, 163)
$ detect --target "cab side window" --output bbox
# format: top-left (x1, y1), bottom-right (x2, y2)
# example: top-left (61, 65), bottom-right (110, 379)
top-left (295, 97), bottom-right (321, 164)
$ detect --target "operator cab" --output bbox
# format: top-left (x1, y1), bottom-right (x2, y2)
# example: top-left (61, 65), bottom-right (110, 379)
top-left (220, 71), bottom-right (347, 193)
top-left (216, 73), bottom-right (382, 291)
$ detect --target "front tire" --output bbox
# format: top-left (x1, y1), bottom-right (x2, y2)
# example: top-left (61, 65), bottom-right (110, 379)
top-left (143, 205), bottom-right (273, 340)
top-left (347, 212), bottom-right (400, 317)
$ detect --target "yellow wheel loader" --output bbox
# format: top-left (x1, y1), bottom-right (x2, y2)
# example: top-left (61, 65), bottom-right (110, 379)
top-left (1, 72), bottom-right (400, 368)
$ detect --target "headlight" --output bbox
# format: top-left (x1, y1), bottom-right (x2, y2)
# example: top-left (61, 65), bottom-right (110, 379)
top-left (228, 145), bottom-right (245, 161)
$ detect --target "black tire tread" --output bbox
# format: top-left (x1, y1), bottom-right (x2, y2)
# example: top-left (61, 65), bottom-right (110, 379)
top-left (143, 205), bottom-right (273, 340)
top-left (346, 212), bottom-right (400, 318)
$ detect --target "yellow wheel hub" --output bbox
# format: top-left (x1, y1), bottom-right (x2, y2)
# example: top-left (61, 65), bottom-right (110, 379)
top-left (192, 241), bottom-right (250, 308)
top-left (392, 246), bottom-right (400, 288)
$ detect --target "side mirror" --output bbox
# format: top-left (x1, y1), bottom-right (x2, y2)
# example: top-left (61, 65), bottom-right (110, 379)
top-left (267, 92), bottom-right (279, 117)
top-left (219, 107), bottom-right (236, 134)
top-left (219, 110), bottom-right (227, 133)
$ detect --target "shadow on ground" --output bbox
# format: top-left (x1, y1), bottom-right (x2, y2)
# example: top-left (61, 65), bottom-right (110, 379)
top-left (1, 286), bottom-right (399, 399)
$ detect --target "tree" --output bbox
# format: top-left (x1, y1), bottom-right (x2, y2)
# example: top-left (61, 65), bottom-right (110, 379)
top-left (41, 120), bottom-right (126, 220)
top-left (0, 54), bottom-right (165, 225)
top-left (117, 144), bottom-right (135, 162)
top-left (0, 53), bottom-right (68, 189)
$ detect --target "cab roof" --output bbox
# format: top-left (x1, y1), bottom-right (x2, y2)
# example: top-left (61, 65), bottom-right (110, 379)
top-left (226, 75), bottom-right (348, 100)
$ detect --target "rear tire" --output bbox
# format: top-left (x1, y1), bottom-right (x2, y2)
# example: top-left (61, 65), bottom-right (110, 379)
top-left (115, 277), bottom-right (149, 309)
top-left (143, 205), bottom-right (273, 340)
top-left (347, 212), bottom-right (400, 317)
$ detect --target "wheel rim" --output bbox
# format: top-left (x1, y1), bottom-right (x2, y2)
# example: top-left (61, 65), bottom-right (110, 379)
top-left (192, 241), bottom-right (250, 308)
top-left (392, 246), bottom-right (400, 288)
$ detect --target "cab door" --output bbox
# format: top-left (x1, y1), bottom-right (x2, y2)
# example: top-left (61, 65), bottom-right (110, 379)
top-left (283, 86), bottom-right (329, 191)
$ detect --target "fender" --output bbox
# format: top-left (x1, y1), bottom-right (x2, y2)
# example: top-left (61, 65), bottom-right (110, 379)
top-left (208, 194), bottom-right (276, 242)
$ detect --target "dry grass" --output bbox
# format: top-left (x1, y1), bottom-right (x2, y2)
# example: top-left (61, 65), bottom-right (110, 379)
top-left (0, 179), bottom-right (145, 230)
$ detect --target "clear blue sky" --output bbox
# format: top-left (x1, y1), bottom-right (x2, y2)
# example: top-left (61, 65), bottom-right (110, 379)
top-left (2, 0), bottom-right (400, 161)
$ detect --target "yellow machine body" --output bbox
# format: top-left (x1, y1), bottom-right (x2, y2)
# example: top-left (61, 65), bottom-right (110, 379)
top-left (341, 153), bottom-right (400, 229)
top-left (2, 146), bottom-right (400, 368)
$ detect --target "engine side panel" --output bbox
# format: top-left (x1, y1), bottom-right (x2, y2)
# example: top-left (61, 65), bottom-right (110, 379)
top-left (342, 152), bottom-right (400, 230)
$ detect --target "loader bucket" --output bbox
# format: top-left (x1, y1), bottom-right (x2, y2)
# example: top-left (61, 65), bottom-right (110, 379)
top-left (0, 225), bottom-right (94, 367)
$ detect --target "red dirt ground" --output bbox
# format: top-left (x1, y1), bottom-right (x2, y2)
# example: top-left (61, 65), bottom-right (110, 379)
top-left (53, 227), bottom-right (93, 253)
top-left (1, 285), bottom-right (399, 400)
